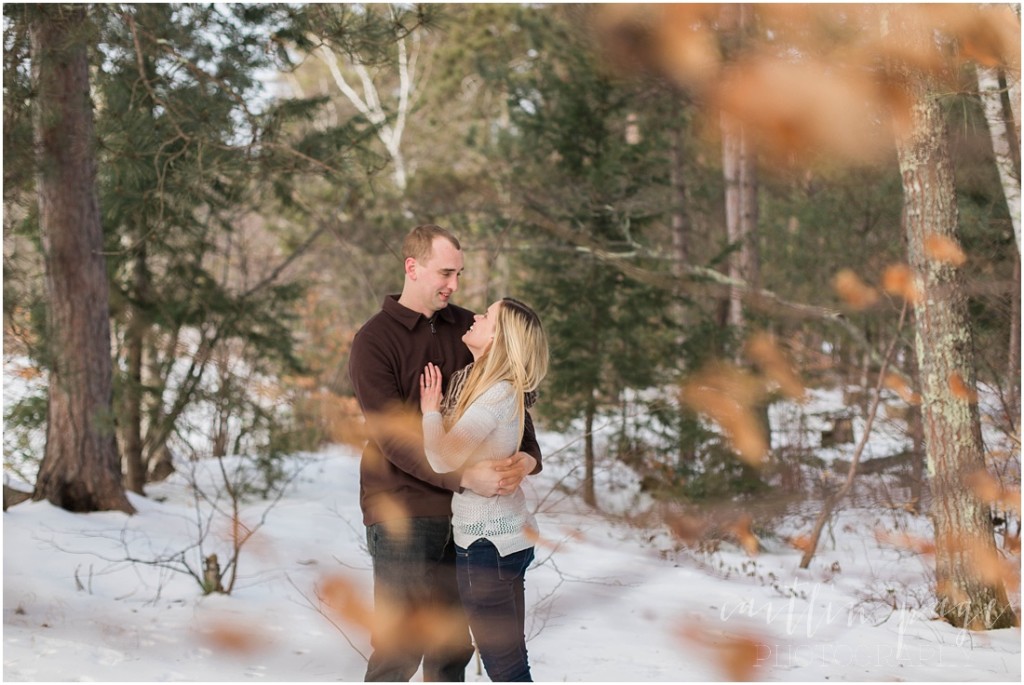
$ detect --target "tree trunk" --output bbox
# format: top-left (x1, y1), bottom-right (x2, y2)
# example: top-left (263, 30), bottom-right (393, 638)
top-left (670, 123), bottom-right (690, 270)
top-left (1007, 253), bottom-right (1021, 436)
top-left (123, 246), bottom-right (148, 494)
top-left (894, 74), bottom-right (1014, 629)
top-left (583, 393), bottom-right (596, 507)
top-left (316, 12), bottom-right (420, 193)
top-left (739, 127), bottom-right (760, 291)
top-left (722, 114), bottom-right (760, 330)
top-left (906, 337), bottom-right (927, 512)
top-left (976, 66), bottom-right (1021, 251)
top-left (30, 5), bottom-right (134, 514)
top-left (671, 121), bottom-right (696, 464)
top-left (722, 111), bottom-right (744, 333)
top-left (720, 3), bottom-right (759, 347)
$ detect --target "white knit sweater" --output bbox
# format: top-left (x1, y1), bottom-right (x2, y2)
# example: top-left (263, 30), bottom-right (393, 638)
top-left (423, 381), bottom-right (538, 557)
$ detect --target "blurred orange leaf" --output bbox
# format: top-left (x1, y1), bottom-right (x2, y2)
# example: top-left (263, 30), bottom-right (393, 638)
top-left (929, 4), bottom-right (1022, 70)
top-left (13, 365), bottom-right (43, 380)
top-left (883, 373), bottom-right (921, 404)
top-left (678, 624), bottom-right (765, 681)
top-left (320, 574), bottom-right (374, 631)
top-left (1005, 532), bottom-right (1021, 556)
top-left (304, 391), bottom-right (366, 447)
top-left (833, 269), bottom-right (879, 310)
top-left (287, 375), bottom-right (318, 390)
top-left (729, 514), bottom-right (760, 556)
top-left (948, 372), bottom-right (979, 403)
top-left (375, 495), bottom-right (411, 539)
top-left (745, 332), bottom-right (805, 401)
top-left (664, 511), bottom-right (708, 546)
top-left (203, 620), bottom-right (267, 654)
top-left (681, 363), bottom-right (770, 466)
top-left (875, 529), bottom-right (936, 555)
top-left (714, 57), bottom-right (891, 164)
top-left (881, 263), bottom-right (920, 303)
top-left (786, 535), bottom-right (814, 553)
top-left (963, 538), bottom-right (1020, 588)
top-left (936, 578), bottom-right (970, 607)
top-left (365, 404), bottom-right (424, 453)
top-left (924, 234), bottom-right (967, 266)
top-left (523, 525), bottom-right (560, 550)
top-left (592, 4), bottom-right (722, 89)
top-left (965, 470), bottom-right (1021, 513)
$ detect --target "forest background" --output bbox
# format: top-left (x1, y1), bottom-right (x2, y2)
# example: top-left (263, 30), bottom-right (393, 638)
top-left (3, 1), bottom-right (1021, 637)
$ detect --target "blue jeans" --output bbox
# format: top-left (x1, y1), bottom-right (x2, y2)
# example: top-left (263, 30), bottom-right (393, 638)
top-left (455, 539), bottom-right (535, 682)
top-left (365, 517), bottom-right (474, 681)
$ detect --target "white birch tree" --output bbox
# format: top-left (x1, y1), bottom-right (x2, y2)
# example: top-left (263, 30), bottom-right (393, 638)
top-left (313, 6), bottom-right (422, 193)
top-left (720, 4), bottom-right (760, 340)
top-left (976, 65), bottom-right (1021, 251)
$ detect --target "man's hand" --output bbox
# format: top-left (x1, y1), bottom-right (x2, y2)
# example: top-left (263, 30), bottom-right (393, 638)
top-left (460, 452), bottom-right (538, 497)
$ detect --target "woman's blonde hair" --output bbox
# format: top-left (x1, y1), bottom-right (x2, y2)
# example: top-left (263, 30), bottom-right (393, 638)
top-left (446, 298), bottom-right (549, 441)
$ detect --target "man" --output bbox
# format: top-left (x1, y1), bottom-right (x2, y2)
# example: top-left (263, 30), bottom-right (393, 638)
top-left (348, 224), bottom-right (542, 682)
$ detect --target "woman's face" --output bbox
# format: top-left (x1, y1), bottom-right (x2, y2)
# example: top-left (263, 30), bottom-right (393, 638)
top-left (462, 300), bottom-right (501, 357)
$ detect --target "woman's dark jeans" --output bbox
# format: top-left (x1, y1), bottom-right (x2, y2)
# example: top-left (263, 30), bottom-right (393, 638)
top-left (364, 517), bottom-right (474, 682)
top-left (455, 539), bottom-right (535, 682)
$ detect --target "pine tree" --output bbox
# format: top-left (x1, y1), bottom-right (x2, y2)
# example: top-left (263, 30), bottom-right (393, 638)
top-left (5, 4), bottom-right (404, 495)
top-left (494, 8), bottom-right (680, 505)
top-left (895, 68), bottom-right (1016, 631)
top-left (26, 4), bottom-right (133, 513)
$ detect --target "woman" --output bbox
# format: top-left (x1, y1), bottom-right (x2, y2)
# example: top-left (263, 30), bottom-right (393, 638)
top-left (419, 297), bottom-right (549, 683)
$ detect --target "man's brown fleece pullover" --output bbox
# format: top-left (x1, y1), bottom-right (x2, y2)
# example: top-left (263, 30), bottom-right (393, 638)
top-left (348, 295), bottom-right (542, 526)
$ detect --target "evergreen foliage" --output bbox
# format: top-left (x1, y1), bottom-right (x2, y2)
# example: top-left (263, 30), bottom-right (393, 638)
top-left (3, 3), bottom-right (400, 492)
top-left (3, 3), bottom-right (1018, 513)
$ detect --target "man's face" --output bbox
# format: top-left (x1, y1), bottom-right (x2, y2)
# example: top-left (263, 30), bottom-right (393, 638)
top-left (411, 237), bottom-right (464, 313)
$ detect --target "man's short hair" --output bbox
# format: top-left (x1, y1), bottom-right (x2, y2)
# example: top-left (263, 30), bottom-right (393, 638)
top-left (402, 224), bottom-right (461, 262)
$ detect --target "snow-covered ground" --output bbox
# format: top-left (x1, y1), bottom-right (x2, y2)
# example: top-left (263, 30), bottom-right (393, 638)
top-left (4, 417), bottom-right (1020, 682)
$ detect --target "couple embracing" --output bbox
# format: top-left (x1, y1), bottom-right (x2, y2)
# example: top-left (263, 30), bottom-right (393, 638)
top-left (348, 224), bottom-right (549, 682)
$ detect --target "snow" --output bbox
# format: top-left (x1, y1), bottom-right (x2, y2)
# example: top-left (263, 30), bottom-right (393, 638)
top-left (3, 360), bottom-right (1020, 682)
top-left (4, 430), bottom-right (1020, 682)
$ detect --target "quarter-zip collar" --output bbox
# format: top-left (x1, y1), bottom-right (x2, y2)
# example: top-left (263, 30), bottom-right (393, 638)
top-left (382, 294), bottom-right (457, 332)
